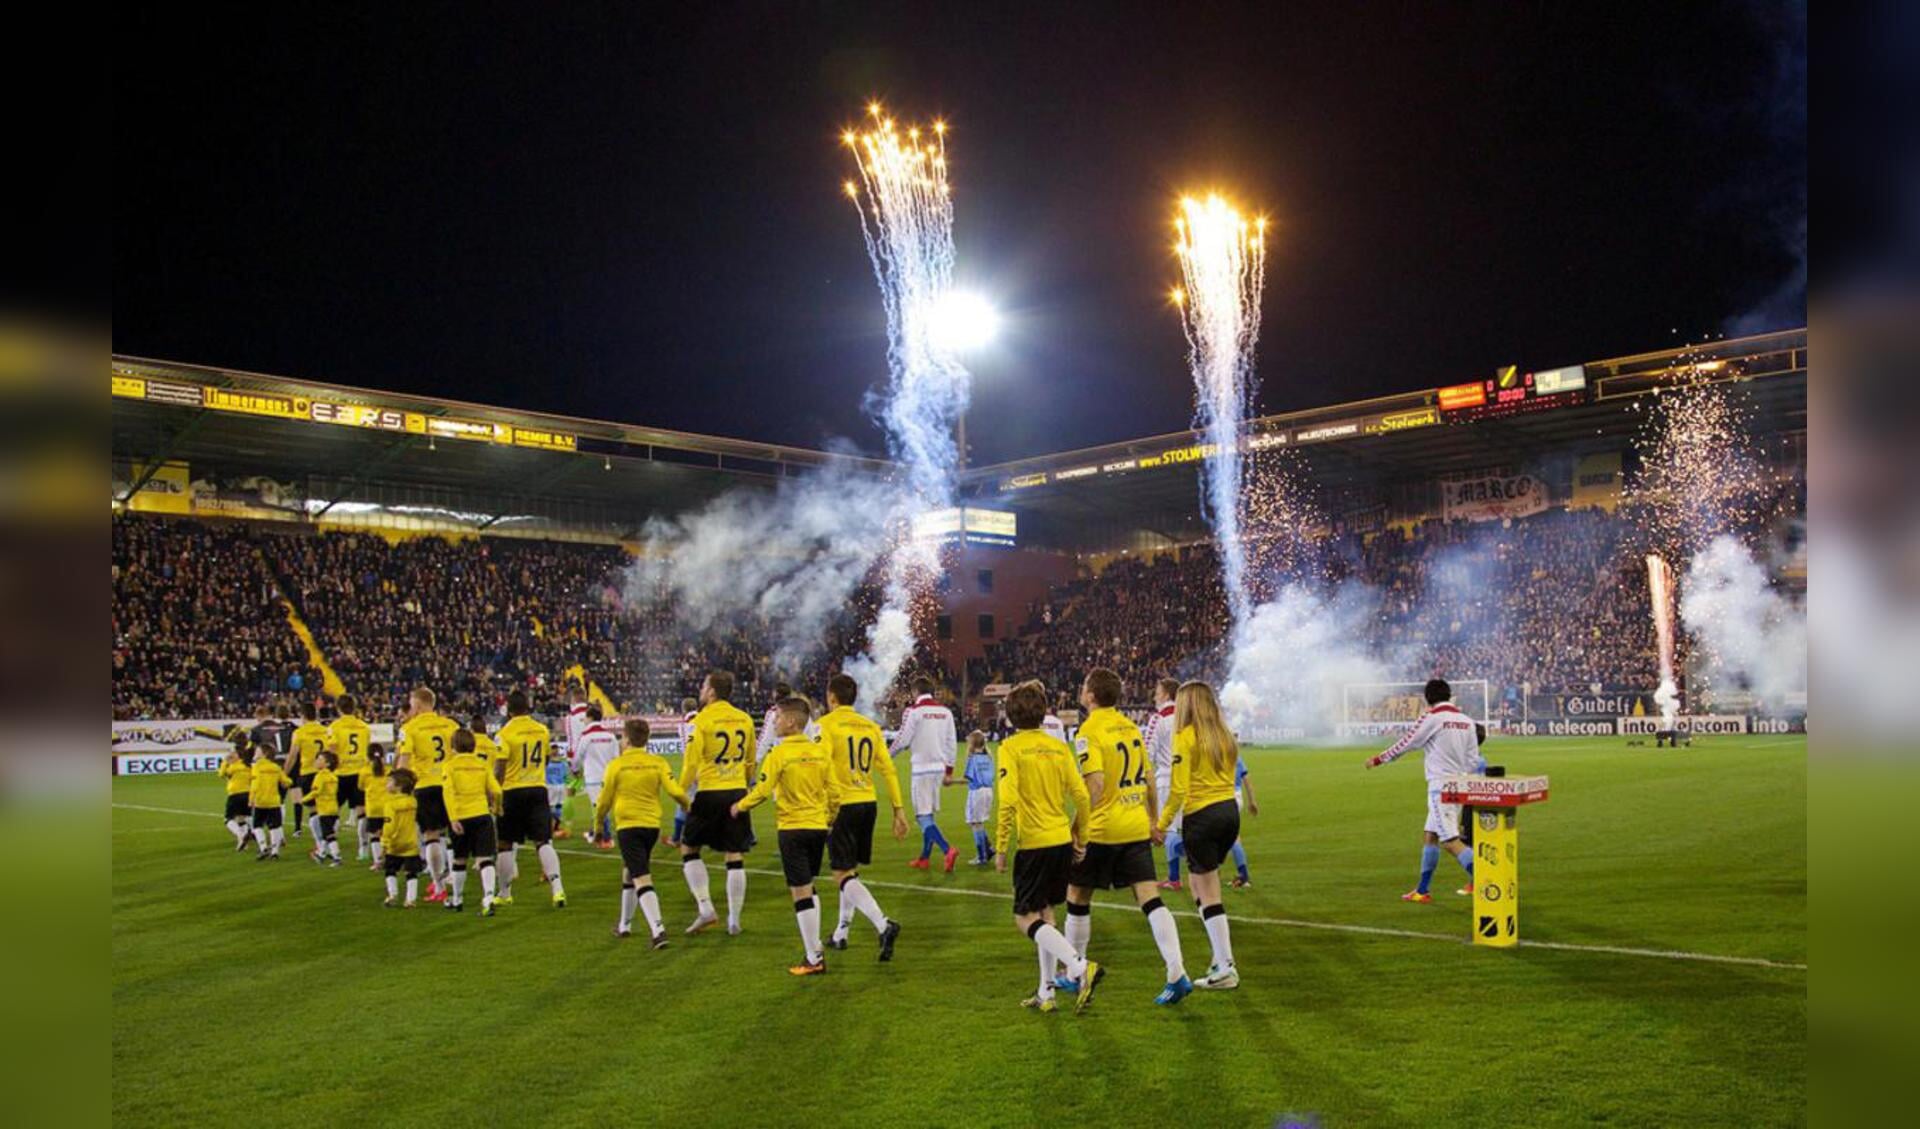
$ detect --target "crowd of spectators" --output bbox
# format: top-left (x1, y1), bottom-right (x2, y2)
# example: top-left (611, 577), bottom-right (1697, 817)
top-left (114, 498), bottom-right (1802, 723)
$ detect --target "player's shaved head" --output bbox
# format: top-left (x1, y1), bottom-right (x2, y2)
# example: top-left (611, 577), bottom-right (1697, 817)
top-left (706, 670), bottom-right (734, 701)
top-left (336, 693), bottom-right (358, 716)
top-left (624, 717), bottom-right (651, 746)
top-left (453, 728), bottom-right (476, 754)
top-left (1085, 668), bottom-right (1122, 708)
top-left (507, 689), bottom-right (529, 716)
top-left (300, 700), bottom-right (317, 721)
top-left (827, 673), bottom-right (858, 707)
top-left (411, 686), bottom-right (436, 709)
top-left (1005, 681), bottom-right (1047, 730)
top-left (776, 696), bottom-right (811, 734)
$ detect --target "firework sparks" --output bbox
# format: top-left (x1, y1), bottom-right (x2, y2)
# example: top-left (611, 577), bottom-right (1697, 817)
top-left (1172, 193), bottom-right (1269, 631)
top-left (838, 102), bottom-right (974, 712)
top-left (1646, 552), bottom-right (1680, 727)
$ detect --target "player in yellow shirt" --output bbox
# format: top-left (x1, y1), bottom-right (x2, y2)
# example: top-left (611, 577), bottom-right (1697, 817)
top-left (247, 737), bottom-right (291, 860)
top-left (287, 701), bottom-right (331, 839)
top-left (1060, 669), bottom-right (1190, 1006)
top-left (677, 670), bottom-right (757, 936)
top-left (304, 752), bottom-right (344, 867)
top-left (220, 733), bottom-right (256, 852)
top-left (733, 697), bottom-right (842, 976)
top-left (362, 746), bottom-right (390, 870)
top-left (381, 768), bottom-right (423, 907)
top-left (443, 727), bottom-right (504, 916)
top-left (815, 673), bottom-right (906, 959)
top-left (396, 686), bottom-right (462, 903)
top-left (993, 680), bottom-right (1102, 1014)
top-left (491, 690), bottom-right (567, 909)
top-left (328, 694), bottom-right (373, 860)
top-left (1154, 680), bottom-right (1242, 991)
top-left (595, 717), bottom-right (691, 948)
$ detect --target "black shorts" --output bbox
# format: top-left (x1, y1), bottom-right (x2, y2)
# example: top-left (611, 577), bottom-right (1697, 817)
top-left (1012, 843), bottom-right (1075, 914)
top-left (777, 829), bottom-right (829, 888)
top-left (828, 801), bottom-right (878, 871)
top-left (336, 774), bottom-right (364, 810)
top-left (384, 854), bottom-right (424, 877)
top-left (252, 805), bottom-right (283, 829)
top-left (1069, 839), bottom-right (1157, 890)
top-left (365, 817), bottom-right (386, 835)
top-left (681, 789), bottom-right (751, 853)
top-left (225, 793), bottom-right (250, 819)
top-left (295, 772), bottom-right (316, 796)
top-left (1182, 799), bottom-right (1242, 875)
top-left (415, 786), bottom-right (449, 833)
top-left (451, 814), bottom-right (498, 859)
top-left (617, 826), bottom-right (660, 877)
top-left (318, 814), bottom-right (339, 839)
top-left (498, 787), bottom-right (552, 845)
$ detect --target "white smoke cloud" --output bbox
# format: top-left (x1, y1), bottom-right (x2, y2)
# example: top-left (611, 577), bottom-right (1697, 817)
top-left (842, 602), bottom-right (916, 722)
top-left (1680, 534), bottom-right (1807, 708)
top-left (624, 459), bottom-right (904, 676)
top-left (1221, 582), bottom-right (1392, 739)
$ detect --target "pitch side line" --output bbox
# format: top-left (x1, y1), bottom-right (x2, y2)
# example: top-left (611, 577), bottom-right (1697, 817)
top-left (112, 802), bottom-right (1808, 972)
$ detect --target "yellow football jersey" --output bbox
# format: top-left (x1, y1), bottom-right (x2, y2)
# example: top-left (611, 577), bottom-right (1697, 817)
top-left (738, 735), bottom-right (838, 831)
top-left (382, 793), bottom-right (420, 856)
top-left (248, 758), bottom-right (288, 808)
top-left (221, 754), bottom-right (253, 796)
top-left (595, 750), bottom-right (690, 832)
top-left (291, 721), bottom-right (331, 773)
top-left (1074, 707), bottom-right (1152, 844)
top-left (330, 715), bottom-right (372, 776)
top-left (680, 700), bottom-right (756, 792)
top-left (307, 768), bottom-right (340, 816)
top-left (993, 729), bottom-right (1089, 854)
top-left (472, 730), bottom-right (499, 761)
top-left (443, 752), bottom-right (501, 821)
top-left (1158, 725), bottom-right (1239, 831)
top-left (363, 764), bottom-right (390, 819)
top-left (495, 715), bottom-right (553, 792)
top-left (816, 706), bottom-right (902, 807)
top-left (398, 712), bottom-right (460, 788)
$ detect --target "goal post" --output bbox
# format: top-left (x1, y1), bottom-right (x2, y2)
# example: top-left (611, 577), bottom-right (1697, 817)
top-left (1339, 679), bottom-right (1489, 740)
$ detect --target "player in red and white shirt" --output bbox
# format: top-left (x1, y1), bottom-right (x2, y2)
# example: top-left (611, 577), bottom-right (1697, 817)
top-left (889, 675), bottom-right (959, 872)
top-left (1143, 676), bottom-right (1183, 888)
top-left (666, 696), bottom-right (700, 848)
top-left (1365, 678), bottom-right (1481, 903)
top-left (573, 704), bottom-right (622, 848)
top-left (754, 681), bottom-right (791, 762)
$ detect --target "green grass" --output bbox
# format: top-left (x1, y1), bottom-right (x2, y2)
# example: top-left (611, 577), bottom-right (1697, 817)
top-left (113, 737), bottom-right (1805, 1127)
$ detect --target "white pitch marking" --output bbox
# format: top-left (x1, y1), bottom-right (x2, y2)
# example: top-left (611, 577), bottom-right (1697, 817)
top-left (114, 802), bottom-right (1807, 972)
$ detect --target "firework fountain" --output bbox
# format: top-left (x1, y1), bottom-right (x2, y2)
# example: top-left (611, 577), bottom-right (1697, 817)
top-left (837, 104), bottom-right (974, 715)
top-left (1171, 194), bottom-right (1268, 631)
top-left (1646, 552), bottom-right (1680, 729)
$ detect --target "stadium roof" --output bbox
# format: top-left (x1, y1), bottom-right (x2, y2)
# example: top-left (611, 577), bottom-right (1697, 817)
top-left (957, 329), bottom-right (1805, 548)
top-left (112, 328), bottom-right (1803, 543)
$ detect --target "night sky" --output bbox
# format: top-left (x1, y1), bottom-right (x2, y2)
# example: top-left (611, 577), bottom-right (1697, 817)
top-left (115, 3), bottom-right (1805, 466)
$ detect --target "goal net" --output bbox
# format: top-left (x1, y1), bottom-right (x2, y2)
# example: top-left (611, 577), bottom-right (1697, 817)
top-left (1338, 680), bottom-right (1489, 740)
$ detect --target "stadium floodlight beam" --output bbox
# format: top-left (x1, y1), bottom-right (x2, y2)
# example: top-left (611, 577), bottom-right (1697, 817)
top-left (928, 290), bottom-right (1000, 354)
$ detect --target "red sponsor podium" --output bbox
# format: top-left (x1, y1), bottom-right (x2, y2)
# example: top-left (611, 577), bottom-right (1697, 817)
top-left (1438, 774), bottom-right (1550, 948)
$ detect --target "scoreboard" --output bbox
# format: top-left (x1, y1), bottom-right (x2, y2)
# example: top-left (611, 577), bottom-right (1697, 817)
top-left (1438, 364), bottom-right (1587, 421)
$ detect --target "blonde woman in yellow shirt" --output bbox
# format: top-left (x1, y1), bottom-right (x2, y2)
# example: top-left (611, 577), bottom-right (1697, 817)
top-left (1153, 681), bottom-right (1243, 990)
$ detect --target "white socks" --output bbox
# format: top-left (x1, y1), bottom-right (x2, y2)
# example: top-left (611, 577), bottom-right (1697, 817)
top-left (619, 887), bottom-right (637, 931)
top-left (353, 816), bottom-right (365, 857)
top-left (496, 850), bottom-right (517, 898)
top-left (725, 864), bottom-right (746, 929)
top-left (683, 858), bottom-right (714, 915)
top-left (252, 826), bottom-right (268, 851)
top-left (1146, 903), bottom-right (1186, 982)
top-left (842, 878), bottom-right (888, 932)
top-left (537, 843), bottom-right (563, 892)
top-left (386, 875), bottom-right (398, 899)
top-left (405, 877), bottom-right (418, 903)
top-left (795, 897), bottom-right (822, 962)
top-left (479, 863), bottom-right (497, 905)
top-left (425, 840), bottom-right (449, 887)
top-left (1037, 944), bottom-right (1058, 996)
top-left (1202, 905), bottom-right (1235, 970)
top-left (370, 840), bottom-right (384, 865)
top-left (326, 839), bottom-right (340, 861)
top-left (307, 815), bottom-right (322, 844)
top-left (450, 866), bottom-right (468, 904)
top-left (1031, 923), bottom-right (1087, 981)
top-left (1064, 907), bottom-right (1092, 957)
top-left (638, 887), bottom-right (663, 935)
top-left (269, 827), bottom-right (285, 852)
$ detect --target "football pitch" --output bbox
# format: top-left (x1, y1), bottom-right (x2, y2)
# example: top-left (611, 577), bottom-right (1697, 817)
top-left (111, 736), bottom-right (1806, 1127)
